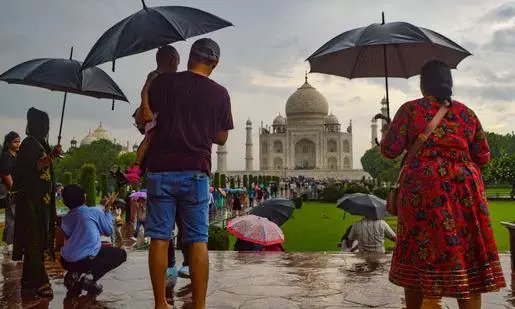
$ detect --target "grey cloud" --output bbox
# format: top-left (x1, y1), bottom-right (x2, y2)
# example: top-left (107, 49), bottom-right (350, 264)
top-left (479, 2), bottom-right (515, 22)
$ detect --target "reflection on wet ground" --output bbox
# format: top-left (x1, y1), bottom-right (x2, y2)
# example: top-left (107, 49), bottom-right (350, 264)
top-left (0, 251), bottom-right (513, 308)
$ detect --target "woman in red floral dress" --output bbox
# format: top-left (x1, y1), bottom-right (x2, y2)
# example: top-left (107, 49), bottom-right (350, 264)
top-left (381, 60), bottom-right (505, 309)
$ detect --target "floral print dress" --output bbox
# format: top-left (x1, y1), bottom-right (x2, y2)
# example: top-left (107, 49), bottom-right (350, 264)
top-left (381, 97), bottom-right (506, 299)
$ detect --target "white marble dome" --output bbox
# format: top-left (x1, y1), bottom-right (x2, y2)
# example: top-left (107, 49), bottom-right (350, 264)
top-left (80, 131), bottom-right (97, 146)
top-left (285, 81), bottom-right (329, 117)
top-left (273, 114), bottom-right (286, 126)
top-left (325, 113), bottom-right (340, 125)
top-left (91, 123), bottom-right (113, 142)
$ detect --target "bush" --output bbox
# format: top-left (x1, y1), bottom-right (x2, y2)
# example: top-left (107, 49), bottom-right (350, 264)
top-left (63, 172), bottom-right (72, 186)
top-left (208, 225), bottom-right (229, 250)
top-left (220, 174), bottom-right (227, 188)
top-left (292, 197), bottom-right (303, 209)
top-left (322, 185), bottom-right (345, 203)
top-left (80, 164), bottom-right (97, 206)
top-left (344, 183), bottom-right (370, 195)
top-left (372, 187), bottom-right (390, 200)
top-left (301, 193), bottom-right (309, 201)
top-left (100, 174), bottom-right (109, 198)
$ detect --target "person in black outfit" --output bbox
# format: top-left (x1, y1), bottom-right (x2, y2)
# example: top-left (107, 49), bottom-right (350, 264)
top-left (0, 131), bottom-right (20, 257)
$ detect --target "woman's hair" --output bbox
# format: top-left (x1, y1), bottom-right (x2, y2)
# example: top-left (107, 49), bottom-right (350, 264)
top-left (2, 131), bottom-right (19, 153)
top-left (420, 60), bottom-right (453, 102)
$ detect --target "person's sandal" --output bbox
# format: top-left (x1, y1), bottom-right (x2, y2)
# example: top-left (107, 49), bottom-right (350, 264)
top-left (36, 283), bottom-right (54, 299)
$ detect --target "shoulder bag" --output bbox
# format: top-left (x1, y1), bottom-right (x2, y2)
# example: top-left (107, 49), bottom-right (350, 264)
top-left (387, 102), bottom-right (449, 216)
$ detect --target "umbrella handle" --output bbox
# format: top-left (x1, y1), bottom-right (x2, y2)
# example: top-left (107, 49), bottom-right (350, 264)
top-left (57, 91), bottom-right (68, 145)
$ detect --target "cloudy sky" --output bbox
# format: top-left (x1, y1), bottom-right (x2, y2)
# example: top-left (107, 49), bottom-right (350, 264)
top-left (1, 0), bottom-right (514, 170)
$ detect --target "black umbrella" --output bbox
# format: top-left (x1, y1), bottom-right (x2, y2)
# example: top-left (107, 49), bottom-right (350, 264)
top-left (307, 12), bottom-right (471, 121)
top-left (337, 193), bottom-right (388, 220)
top-left (81, 1), bottom-right (233, 71)
top-left (250, 198), bottom-right (294, 226)
top-left (0, 47), bottom-right (128, 145)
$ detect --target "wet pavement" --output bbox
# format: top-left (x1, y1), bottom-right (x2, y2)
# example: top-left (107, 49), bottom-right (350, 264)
top-left (0, 251), bottom-right (513, 309)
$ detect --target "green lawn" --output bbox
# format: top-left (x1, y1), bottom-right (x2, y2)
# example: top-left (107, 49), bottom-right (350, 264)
top-left (486, 186), bottom-right (512, 195)
top-left (230, 201), bottom-right (515, 252)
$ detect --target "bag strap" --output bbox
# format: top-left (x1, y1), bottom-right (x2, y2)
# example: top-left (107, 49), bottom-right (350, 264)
top-left (396, 100), bottom-right (450, 183)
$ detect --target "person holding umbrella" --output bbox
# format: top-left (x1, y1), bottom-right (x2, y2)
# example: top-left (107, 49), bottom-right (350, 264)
top-left (381, 60), bottom-right (505, 308)
top-left (13, 108), bottom-right (62, 298)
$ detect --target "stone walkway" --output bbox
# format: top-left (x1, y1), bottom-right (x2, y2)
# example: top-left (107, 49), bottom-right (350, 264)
top-left (0, 251), bottom-right (513, 308)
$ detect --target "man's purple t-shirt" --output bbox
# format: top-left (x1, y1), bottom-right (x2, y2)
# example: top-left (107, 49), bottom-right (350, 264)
top-left (147, 71), bottom-right (233, 174)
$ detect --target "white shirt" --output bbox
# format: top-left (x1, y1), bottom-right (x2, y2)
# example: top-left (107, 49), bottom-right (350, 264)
top-left (348, 219), bottom-right (396, 253)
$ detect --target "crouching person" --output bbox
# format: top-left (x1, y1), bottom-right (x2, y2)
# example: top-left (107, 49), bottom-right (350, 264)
top-left (59, 185), bottom-right (127, 294)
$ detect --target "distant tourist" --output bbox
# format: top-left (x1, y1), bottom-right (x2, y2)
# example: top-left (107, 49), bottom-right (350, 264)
top-left (13, 108), bottom-right (61, 298)
top-left (345, 218), bottom-right (395, 253)
top-left (59, 185), bottom-right (126, 295)
top-left (0, 131), bottom-right (20, 261)
top-left (381, 60), bottom-right (506, 308)
top-left (146, 38), bottom-right (233, 309)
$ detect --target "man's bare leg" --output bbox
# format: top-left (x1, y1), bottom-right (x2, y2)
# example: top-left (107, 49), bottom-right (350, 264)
top-left (189, 242), bottom-right (209, 309)
top-left (149, 239), bottom-right (171, 309)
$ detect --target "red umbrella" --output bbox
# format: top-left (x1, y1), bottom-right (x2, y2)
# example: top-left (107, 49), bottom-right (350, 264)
top-left (227, 215), bottom-right (284, 246)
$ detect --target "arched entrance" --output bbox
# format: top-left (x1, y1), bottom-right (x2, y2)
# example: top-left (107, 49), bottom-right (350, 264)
top-left (295, 139), bottom-right (316, 169)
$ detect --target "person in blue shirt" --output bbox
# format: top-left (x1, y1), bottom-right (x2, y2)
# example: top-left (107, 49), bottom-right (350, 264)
top-left (59, 185), bottom-right (127, 295)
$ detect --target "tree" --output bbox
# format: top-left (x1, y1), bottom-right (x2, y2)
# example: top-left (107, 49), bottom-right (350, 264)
top-left (360, 147), bottom-right (401, 184)
top-left (54, 139), bottom-right (122, 183)
top-left (229, 177), bottom-right (235, 189)
top-left (213, 172), bottom-right (220, 188)
top-left (117, 151), bottom-right (137, 171)
top-left (63, 172), bottom-right (72, 186)
top-left (483, 151), bottom-right (515, 197)
top-left (220, 174), bottom-right (227, 188)
top-left (243, 174), bottom-right (248, 188)
top-left (80, 164), bottom-right (97, 206)
top-left (100, 174), bottom-right (109, 198)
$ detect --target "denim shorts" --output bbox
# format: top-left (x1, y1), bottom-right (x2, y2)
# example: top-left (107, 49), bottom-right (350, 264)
top-left (145, 171), bottom-right (210, 243)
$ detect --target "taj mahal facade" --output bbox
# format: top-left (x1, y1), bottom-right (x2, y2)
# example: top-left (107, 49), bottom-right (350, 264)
top-left (216, 76), bottom-right (385, 180)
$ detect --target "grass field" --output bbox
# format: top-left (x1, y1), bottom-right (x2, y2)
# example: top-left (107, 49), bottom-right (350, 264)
top-left (486, 186), bottom-right (512, 195)
top-left (230, 200), bottom-right (515, 252)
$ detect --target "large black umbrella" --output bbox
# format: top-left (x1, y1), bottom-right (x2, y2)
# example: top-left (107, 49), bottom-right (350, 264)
top-left (337, 193), bottom-right (388, 219)
top-left (307, 12), bottom-right (471, 120)
top-left (250, 198), bottom-right (294, 226)
top-left (81, 1), bottom-right (233, 71)
top-left (0, 47), bottom-right (128, 144)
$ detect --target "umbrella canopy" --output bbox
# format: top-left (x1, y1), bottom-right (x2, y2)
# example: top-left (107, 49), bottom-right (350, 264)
top-left (227, 215), bottom-right (284, 246)
top-left (130, 191), bottom-right (147, 200)
top-left (336, 193), bottom-right (388, 219)
top-left (81, 3), bottom-right (233, 71)
top-left (0, 58), bottom-right (128, 101)
top-left (307, 13), bottom-right (471, 120)
top-left (250, 198), bottom-right (294, 226)
top-left (0, 52), bottom-right (128, 144)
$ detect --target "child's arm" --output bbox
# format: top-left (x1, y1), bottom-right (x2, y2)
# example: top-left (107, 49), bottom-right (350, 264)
top-left (136, 71), bottom-right (160, 125)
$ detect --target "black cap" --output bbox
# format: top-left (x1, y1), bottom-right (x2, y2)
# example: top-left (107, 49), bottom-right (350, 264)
top-left (191, 38), bottom-right (220, 62)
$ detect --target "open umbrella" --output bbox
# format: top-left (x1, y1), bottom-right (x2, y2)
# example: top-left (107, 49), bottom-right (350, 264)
top-left (227, 215), bottom-right (284, 246)
top-left (0, 47), bottom-right (128, 144)
top-left (81, 1), bottom-right (233, 71)
top-left (250, 198), bottom-right (294, 226)
top-left (130, 191), bottom-right (147, 200)
top-left (307, 12), bottom-right (471, 121)
top-left (337, 193), bottom-right (388, 219)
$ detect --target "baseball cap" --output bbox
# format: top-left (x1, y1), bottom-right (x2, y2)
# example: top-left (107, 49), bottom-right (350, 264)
top-left (191, 38), bottom-right (220, 62)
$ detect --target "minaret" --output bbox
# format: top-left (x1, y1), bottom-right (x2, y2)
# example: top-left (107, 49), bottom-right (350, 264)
top-left (216, 144), bottom-right (228, 172)
top-left (371, 118), bottom-right (378, 148)
top-left (245, 119), bottom-right (253, 171)
top-left (380, 97), bottom-right (388, 129)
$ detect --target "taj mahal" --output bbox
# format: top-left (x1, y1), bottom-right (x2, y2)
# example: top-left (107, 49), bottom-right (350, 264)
top-left (217, 76), bottom-right (387, 180)
top-left (71, 76), bottom-right (387, 180)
